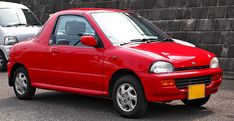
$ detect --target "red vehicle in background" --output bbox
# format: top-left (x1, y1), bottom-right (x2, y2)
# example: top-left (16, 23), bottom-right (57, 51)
top-left (8, 8), bottom-right (222, 118)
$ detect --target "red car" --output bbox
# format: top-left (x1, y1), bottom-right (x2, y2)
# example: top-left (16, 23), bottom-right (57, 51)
top-left (8, 8), bottom-right (222, 118)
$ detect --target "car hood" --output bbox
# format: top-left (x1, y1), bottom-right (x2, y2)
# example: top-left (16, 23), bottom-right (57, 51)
top-left (0, 26), bottom-right (41, 42)
top-left (122, 42), bottom-right (214, 68)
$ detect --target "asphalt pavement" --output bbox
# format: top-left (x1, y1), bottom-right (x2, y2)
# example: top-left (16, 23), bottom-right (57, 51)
top-left (0, 72), bottom-right (234, 121)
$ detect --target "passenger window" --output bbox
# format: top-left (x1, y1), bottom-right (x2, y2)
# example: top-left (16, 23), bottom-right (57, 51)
top-left (53, 15), bottom-right (95, 46)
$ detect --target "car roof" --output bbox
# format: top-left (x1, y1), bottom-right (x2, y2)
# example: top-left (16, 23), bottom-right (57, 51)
top-left (0, 1), bottom-right (28, 9)
top-left (59, 8), bottom-right (126, 14)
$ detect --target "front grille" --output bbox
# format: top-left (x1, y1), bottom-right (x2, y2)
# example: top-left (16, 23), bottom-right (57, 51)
top-left (175, 76), bottom-right (212, 89)
top-left (174, 65), bottom-right (210, 71)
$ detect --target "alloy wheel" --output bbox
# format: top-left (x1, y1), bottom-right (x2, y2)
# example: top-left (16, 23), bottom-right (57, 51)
top-left (15, 72), bottom-right (28, 95)
top-left (116, 83), bottom-right (137, 112)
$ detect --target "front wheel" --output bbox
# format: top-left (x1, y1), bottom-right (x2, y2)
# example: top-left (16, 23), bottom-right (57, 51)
top-left (112, 75), bottom-right (148, 118)
top-left (13, 67), bottom-right (36, 100)
top-left (181, 95), bottom-right (210, 107)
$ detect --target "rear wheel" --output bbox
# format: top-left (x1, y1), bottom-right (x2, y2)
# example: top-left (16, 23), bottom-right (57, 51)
top-left (181, 95), bottom-right (210, 107)
top-left (0, 52), bottom-right (7, 71)
top-left (13, 67), bottom-right (36, 100)
top-left (112, 75), bottom-right (148, 118)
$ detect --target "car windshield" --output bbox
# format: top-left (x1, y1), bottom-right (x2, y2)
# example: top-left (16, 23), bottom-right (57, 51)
top-left (0, 8), bottom-right (41, 27)
top-left (91, 12), bottom-right (170, 45)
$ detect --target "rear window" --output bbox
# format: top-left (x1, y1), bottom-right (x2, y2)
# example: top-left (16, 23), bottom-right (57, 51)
top-left (0, 8), bottom-right (41, 27)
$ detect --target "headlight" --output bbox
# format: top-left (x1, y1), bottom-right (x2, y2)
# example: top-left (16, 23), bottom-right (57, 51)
top-left (150, 61), bottom-right (174, 73)
top-left (4, 36), bottom-right (18, 45)
top-left (210, 57), bottom-right (219, 68)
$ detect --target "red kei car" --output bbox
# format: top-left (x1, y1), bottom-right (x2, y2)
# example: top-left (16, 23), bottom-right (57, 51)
top-left (8, 8), bottom-right (222, 118)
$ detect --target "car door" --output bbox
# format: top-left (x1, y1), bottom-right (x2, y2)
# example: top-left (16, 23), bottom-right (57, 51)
top-left (46, 15), bottom-right (105, 91)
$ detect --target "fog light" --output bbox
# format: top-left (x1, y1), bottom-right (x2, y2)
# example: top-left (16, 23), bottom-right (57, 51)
top-left (212, 74), bottom-right (222, 80)
top-left (161, 80), bottom-right (175, 86)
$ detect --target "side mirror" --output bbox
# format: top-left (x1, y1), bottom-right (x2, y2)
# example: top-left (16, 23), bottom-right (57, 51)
top-left (80, 36), bottom-right (97, 47)
top-left (49, 35), bottom-right (56, 45)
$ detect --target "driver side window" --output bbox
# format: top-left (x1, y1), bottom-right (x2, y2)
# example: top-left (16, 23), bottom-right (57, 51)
top-left (53, 15), bottom-right (95, 46)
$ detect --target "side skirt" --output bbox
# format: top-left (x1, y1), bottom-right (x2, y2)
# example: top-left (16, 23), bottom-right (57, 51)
top-left (32, 83), bottom-right (109, 97)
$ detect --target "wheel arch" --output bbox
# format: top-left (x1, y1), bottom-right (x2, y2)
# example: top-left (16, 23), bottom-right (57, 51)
top-left (108, 69), bottom-right (144, 98)
top-left (8, 63), bottom-right (26, 86)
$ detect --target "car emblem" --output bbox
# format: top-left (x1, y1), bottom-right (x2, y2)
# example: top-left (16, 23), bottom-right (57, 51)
top-left (192, 62), bottom-right (196, 65)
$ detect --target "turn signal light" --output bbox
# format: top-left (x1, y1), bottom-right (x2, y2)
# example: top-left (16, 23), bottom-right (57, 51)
top-left (212, 74), bottom-right (222, 80)
top-left (161, 80), bottom-right (175, 86)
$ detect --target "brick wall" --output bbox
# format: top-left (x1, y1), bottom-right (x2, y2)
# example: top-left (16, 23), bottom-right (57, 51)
top-left (11, 0), bottom-right (234, 78)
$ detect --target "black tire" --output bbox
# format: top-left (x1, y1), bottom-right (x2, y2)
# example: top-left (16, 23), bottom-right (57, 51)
top-left (112, 75), bottom-right (148, 118)
top-left (13, 67), bottom-right (36, 100)
top-left (0, 52), bottom-right (7, 71)
top-left (181, 95), bottom-right (210, 107)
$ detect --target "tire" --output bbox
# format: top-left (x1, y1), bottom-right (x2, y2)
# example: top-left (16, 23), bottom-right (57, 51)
top-left (13, 67), bottom-right (36, 100)
top-left (181, 95), bottom-right (210, 107)
top-left (112, 75), bottom-right (148, 118)
top-left (0, 52), bottom-right (7, 71)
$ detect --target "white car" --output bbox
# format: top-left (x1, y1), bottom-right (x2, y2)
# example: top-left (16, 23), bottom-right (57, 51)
top-left (0, 1), bottom-right (41, 71)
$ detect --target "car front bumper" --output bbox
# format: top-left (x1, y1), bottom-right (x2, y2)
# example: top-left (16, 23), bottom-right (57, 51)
top-left (137, 68), bottom-right (222, 102)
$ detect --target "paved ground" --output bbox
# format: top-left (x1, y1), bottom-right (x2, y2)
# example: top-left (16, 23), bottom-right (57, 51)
top-left (0, 72), bottom-right (234, 121)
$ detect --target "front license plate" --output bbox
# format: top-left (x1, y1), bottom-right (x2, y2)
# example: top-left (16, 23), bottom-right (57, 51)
top-left (188, 84), bottom-right (205, 100)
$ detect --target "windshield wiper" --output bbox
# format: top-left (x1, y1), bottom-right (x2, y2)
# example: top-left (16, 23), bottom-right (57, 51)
top-left (5, 23), bottom-right (27, 27)
top-left (27, 23), bottom-right (42, 27)
top-left (120, 38), bottom-right (174, 46)
top-left (131, 38), bottom-right (159, 42)
top-left (120, 38), bottom-right (158, 46)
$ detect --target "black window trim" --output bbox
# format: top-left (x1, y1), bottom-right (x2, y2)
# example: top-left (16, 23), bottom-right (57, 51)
top-left (50, 14), bottom-right (104, 48)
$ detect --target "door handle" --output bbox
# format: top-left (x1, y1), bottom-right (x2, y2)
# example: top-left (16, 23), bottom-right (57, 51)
top-left (50, 48), bottom-right (60, 55)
